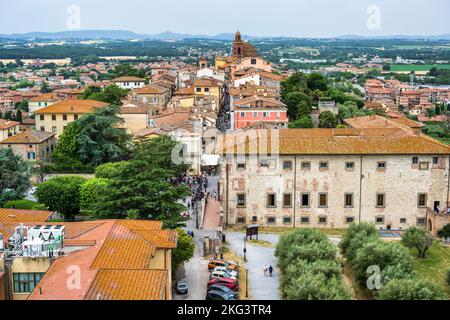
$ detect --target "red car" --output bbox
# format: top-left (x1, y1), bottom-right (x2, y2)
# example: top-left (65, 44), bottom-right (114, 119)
top-left (207, 277), bottom-right (239, 291)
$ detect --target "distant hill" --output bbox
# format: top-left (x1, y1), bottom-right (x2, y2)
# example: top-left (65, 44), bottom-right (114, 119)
top-left (0, 30), bottom-right (449, 41)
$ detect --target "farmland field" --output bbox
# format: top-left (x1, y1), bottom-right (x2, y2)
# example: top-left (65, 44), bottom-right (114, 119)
top-left (390, 64), bottom-right (450, 72)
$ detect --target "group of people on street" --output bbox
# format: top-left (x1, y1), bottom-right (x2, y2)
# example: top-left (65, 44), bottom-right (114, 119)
top-left (263, 264), bottom-right (274, 277)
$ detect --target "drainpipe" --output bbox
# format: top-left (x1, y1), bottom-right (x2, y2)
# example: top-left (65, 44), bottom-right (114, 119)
top-left (358, 155), bottom-right (363, 222)
top-left (293, 155), bottom-right (297, 228)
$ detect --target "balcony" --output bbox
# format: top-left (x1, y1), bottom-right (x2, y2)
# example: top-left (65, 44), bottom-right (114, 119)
top-left (426, 206), bottom-right (450, 236)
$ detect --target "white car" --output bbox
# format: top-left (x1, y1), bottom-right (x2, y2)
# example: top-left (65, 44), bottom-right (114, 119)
top-left (210, 270), bottom-right (237, 280)
top-left (212, 266), bottom-right (238, 278)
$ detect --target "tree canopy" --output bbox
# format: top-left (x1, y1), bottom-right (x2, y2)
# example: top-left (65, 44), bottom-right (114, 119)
top-left (0, 148), bottom-right (31, 205)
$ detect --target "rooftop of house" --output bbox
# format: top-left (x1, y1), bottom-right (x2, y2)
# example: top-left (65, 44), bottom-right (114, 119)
top-left (0, 130), bottom-right (55, 144)
top-left (134, 84), bottom-right (168, 95)
top-left (111, 76), bottom-right (146, 82)
top-left (0, 208), bottom-right (52, 225)
top-left (234, 96), bottom-right (287, 110)
top-left (28, 93), bottom-right (59, 102)
top-left (0, 217), bottom-right (177, 300)
top-left (0, 119), bottom-right (20, 130)
top-left (344, 114), bottom-right (424, 130)
top-left (216, 128), bottom-right (450, 155)
top-left (34, 99), bottom-right (108, 114)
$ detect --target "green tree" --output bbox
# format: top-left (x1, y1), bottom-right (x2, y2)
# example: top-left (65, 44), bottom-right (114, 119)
top-left (340, 222), bottom-right (379, 260)
top-left (401, 227), bottom-right (433, 258)
top-left (307, 73), bottom-right (328, 92)
top-left (79, 178), bottom-right (109, 212)
top-left (378, 279), bottom-right (447, 300)
top-left (40, 81), bottom-right (52, 93)
top-left (296, 101), bottom-right (312, 119)
top-left (318, 111), bottom-right (338, 128)
top-left (0, 148), bottom-right (31, 205)
top-left (92, 136), bottom-right (190, 228)
top-left (171, 228), bottom-right (195, 272)
top-left (289, 115), bottom-right (314, 128)
top-left (83, 84), bottom-right (129, 105)
top-left (15, 110), bottom-right (22, 123)
top-left (35, 176), bottom-right (87, 219)
top-left (52, 121), bottom-right (83, 166)
top-left (284, 92), bottom-right (311, 119)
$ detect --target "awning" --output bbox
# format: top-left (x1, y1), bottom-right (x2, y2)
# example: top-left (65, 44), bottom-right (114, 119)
top-left (201, 154), bottom-right (220, 166)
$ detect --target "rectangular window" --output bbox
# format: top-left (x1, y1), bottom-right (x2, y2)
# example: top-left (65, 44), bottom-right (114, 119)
top-left (27, 152), bottom-right (36, 160)
top-left (204, 88), bottom-right (210, 92)
top-left (267, 194), bottom-right (276, 208)
top-left (51, 114), bottom-right (56, 121)
top-left (267, 217), bottom-right (276, 225)
top-left (412, 157), bottom-right (419, 164)
top-left (419, 162), bottom-right (429, 170)
top-left (252, 216), bottom-right (258, 222)
top-left (417, 218), bottom-right (426, 226)
top-left (39, 114), bottom-right (44, 121)
top-left (240, 112), bottom-right (245, 117)
top-left (318, 193), bottom-right (328, 208)
top-left (301, 162), bottom-right (311, 170)
top-left (400, 218), bottom-right (407, 224)
top-left (301, 193), bottom-right (310, 207)
top-left (319, 162), bottom-right (329, 170)
top-left (51, 126), bottom-right (57, 133)
top-left (74, 114), bottom-right (79, 120)
top-left (376, 193), bottom-right (386, 208)
top-left (318, 216), bottom-right (327, 224)
top-left (40, 126), bottom-right (45, 132)
top-left (237, 217), bottom-right (246, 224)
top-left (283, 216), bottom-right (292, 225)
top-left (377, 162), bottom-right (386, 169)
top-left (13, 273), bottom-right (45, 293)
top-left (345, 217), bottom-right (355, 224)
top-left (251, 58), bottom-right (257, 65)
top-left (237, 162), bottom-right (246, 170)
top-left (375, 216), bottom-right (384, 224)
top-left (300, 216), bottom-right (310, 224)
top-left (62, 114), bottom-right (67, 121)
top-left (259, 159), bottom-right (269, 167)
top-left (432, 157), bottom-right (439, 165)
top-left (263, 112), bottom-right (268, 117)
top-left (282, 161), bottom-right (293, 170)
top-left (345, 162), bottom-right (355, 170)
top-left (344, 193), bottom-right (354, 208)
top-left (237, 193), bottom-right (246, 207)
top-left (196, 88), bottom-right (201, 92)
top-left (283, 194), bottom-right (292, 207)
top-left (417, 193), bottom-right (427, 207)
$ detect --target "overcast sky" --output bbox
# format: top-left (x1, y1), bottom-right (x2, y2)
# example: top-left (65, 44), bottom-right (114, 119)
top-left (1, 0), bottom-right (449, 37)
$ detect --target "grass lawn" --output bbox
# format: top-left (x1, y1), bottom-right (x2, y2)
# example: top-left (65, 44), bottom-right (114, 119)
top-left (390, 64), bottom-right (450, 72)
top-left (411, 241), bottom-right (450, 297)
top-left (3, 199), bottom-right (38, 210)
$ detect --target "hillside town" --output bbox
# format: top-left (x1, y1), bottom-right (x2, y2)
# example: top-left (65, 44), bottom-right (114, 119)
top-left (0, 27), bottom-right (450, 304)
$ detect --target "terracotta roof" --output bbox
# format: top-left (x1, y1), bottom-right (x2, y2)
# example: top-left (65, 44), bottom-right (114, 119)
top-left (28, 93), bottom-right (58, 103)
top-left (216, 128), bottom-right (450, 155)
top-left (0, 119), bottom-right (20, 130)
top-left (120, 105), bottom-right (149, 114)
top-left (0, 209), bottom-right (52, 223)
top-left (111, 76), bottom-right (146, 82)
top-left (234, 96), bottom-right (286, 109)
top-left (174, 86), bottom-right (195, 95)
top-left (85, 270), bottom-right (166, 300)
top-left (34, 100), bottom-right (108, 114)
top-left (134, 85), bottom-right (168, 95)
top-left (344, 115), bottom-right (424, 130)
top-left (0, 130), bottom-right (55, 144)
top-left (194, 79), bottom-right (220, 87)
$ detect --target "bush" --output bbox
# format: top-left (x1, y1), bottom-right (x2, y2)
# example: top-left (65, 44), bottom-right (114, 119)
top-left (3, 199), bottom-right (37, 210)
top-left (378, 278), bottom-right (447, 300)
top-left (340, 222), bottom-right (378, 255)
top-left (35, 176), bottom-right (87, 219)
top-left (353, 240), bottom-right (413, 285)
top-left (171, 228), bottom-right (195, 273)
top-left (437, 223), bottom-right (450, 239)
top-left (94, 161), bottom-right (127, 179)
top-left (284, 270), bottom-right (351, 300)
top-left (44, 163), bottom-right (95, 174)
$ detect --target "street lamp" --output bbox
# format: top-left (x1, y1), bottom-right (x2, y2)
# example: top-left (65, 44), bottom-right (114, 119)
top-left (243, 236), bottom-right (247, 262)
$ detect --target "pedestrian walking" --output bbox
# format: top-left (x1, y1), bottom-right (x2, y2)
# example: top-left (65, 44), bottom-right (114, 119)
top-left (269, 265), bottom-right (273, 277)
top-left (263, 265), bottom-right (268, 277)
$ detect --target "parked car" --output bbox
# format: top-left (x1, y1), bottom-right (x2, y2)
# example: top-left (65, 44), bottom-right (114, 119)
top-left (207, 284), bottom-right (238, 299)
top-left (207, 278), bottom-right (239, 291)
top-left (208, 259), bottom-right (238, 271)
top-left (212, 266), bottom-right (238, 278)
top-left (210, 270), bottom-right (237, 280)
top-left (174, 280), bottom-right (188, 295)
top-left (206, 290), bottom-right (237, 300)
